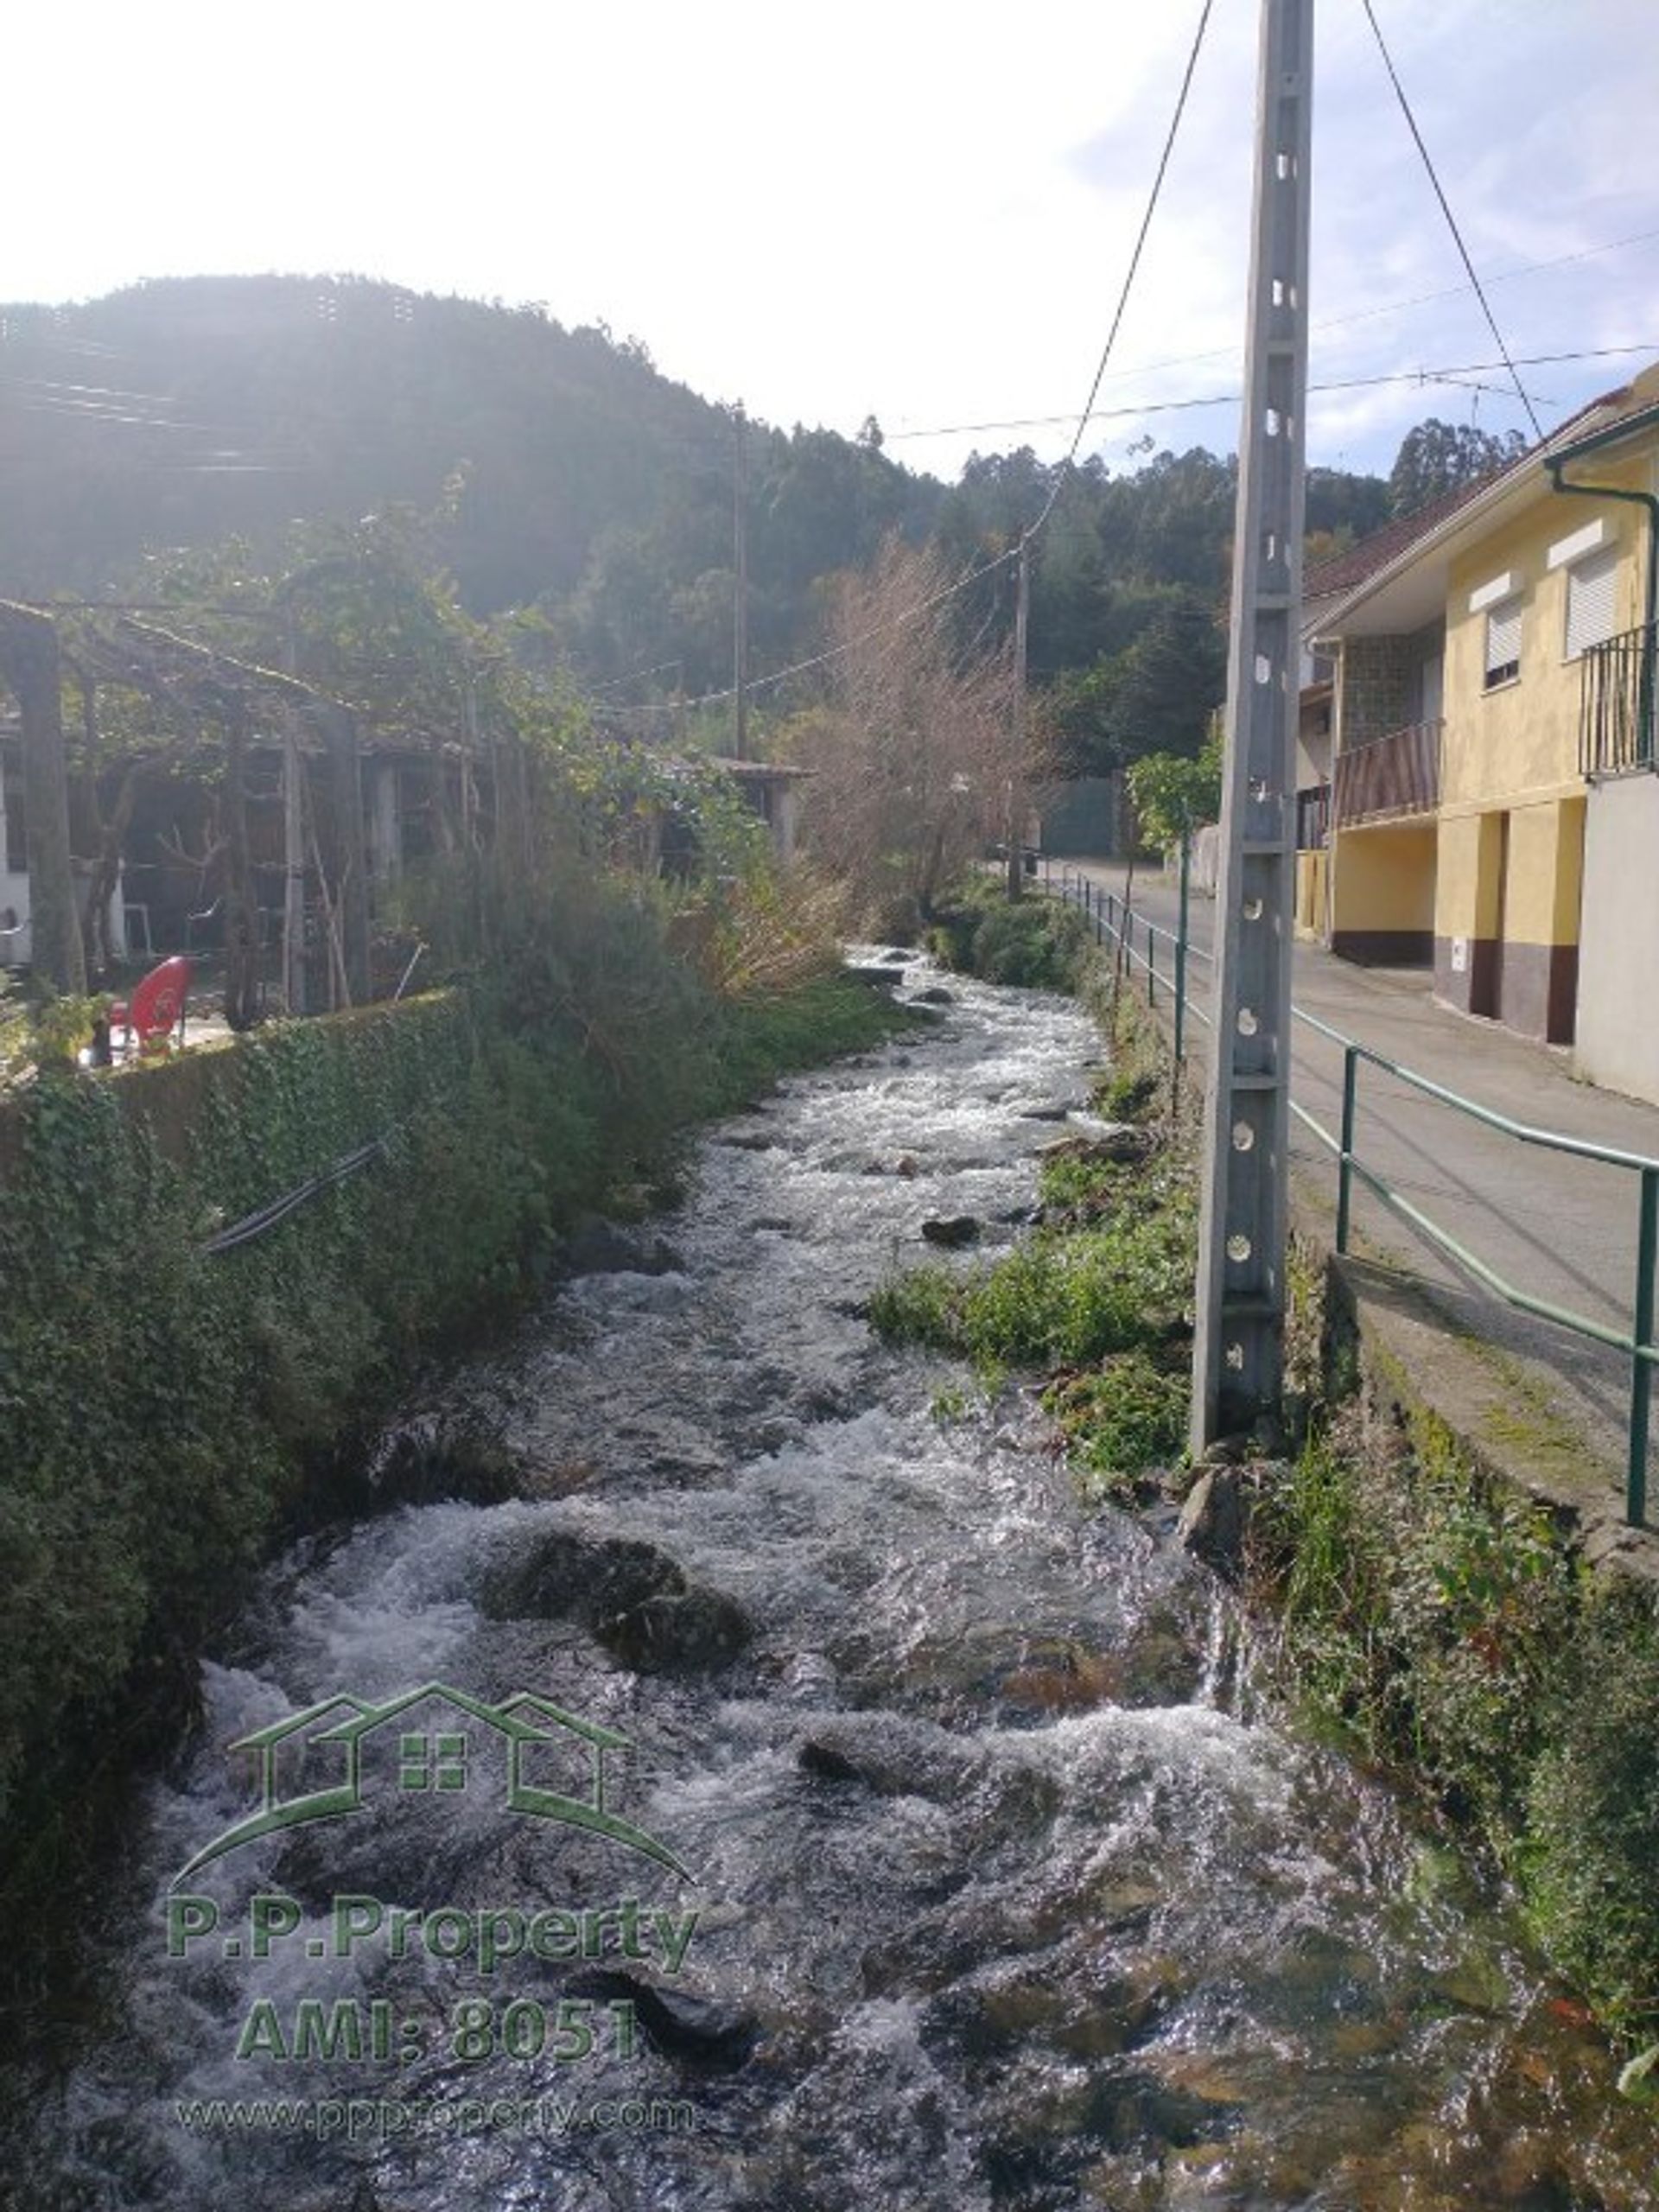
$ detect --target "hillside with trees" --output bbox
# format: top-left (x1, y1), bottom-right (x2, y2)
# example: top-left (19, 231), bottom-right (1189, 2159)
top-left (0, 271), bottom-right (1425, 788)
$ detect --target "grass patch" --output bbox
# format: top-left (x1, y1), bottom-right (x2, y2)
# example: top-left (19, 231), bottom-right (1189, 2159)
top-left (712, 970), bottom-right (916, 1103)
top-left (1044, 1351), bottom-right (1190, 1499)
top-left (869, 1201), bottom-right (1193, 1380)
top-left (871, 997), bottom-right (1198, 1492)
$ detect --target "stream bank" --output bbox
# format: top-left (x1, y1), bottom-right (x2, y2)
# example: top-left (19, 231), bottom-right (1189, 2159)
top-left (7, 960), bottom-right (1656, 2209)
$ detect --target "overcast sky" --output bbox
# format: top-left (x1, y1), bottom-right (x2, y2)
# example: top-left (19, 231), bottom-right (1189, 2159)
top-left (6, 0), bottom-right (1656, 485)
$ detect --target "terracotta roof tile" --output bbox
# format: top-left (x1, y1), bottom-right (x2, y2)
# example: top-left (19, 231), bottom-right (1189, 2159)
top-left (1303, 372), bottom-right (1659, 607)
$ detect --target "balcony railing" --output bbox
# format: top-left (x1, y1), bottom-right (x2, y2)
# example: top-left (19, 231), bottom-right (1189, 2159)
top-left (1333, 719), bottom-right (1441, 829)
top-left (1580, 621), bottom-right (1656, 779)
top-left (1295, 784), bottom-right (1330, 850)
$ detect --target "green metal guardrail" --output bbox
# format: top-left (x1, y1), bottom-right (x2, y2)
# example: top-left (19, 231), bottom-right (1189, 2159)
top-left (1046, 867), bottom-right (1659, 1526)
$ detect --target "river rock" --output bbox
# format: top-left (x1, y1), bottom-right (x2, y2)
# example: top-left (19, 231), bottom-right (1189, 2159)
top-left (483, 1529), bottom-right (684, 1624)
top-left (360, 1415), bottom-right (523, 1509)
top-left (1177, 1467), bottom-right (1243, 1571)
top-left (798, 1739), bottom-right (862, 1783)
top-left (571, 1968), bottom-right (760, 2070)
top-left (1036, 1124), bottom-right (1152, 1164)
top-left (597, 1586), bottom-right (753, 1675)
top-left (921, 1216), bottom-right (980, 1249)
top-left (558, 1216), bottom-right (684, 1276)
top-left (913, 985), bottom-right (954, 1005)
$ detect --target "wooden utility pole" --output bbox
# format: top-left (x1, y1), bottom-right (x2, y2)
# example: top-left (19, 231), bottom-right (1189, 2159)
top-left (0, 602), bottom-right (86, 994)
top-left (281, 609), bottom-right (308, 1016)
top-left (1006, 537), bottom-right (1031, 899)
top-left (1191, 0), bottom-right (1313, 1450)
top-left (315, 702), bottom-right (371, 1007)
top-left (222, 699), bottom-right (260, 1031)
top-left (733, 402), bottom-right (750, 760)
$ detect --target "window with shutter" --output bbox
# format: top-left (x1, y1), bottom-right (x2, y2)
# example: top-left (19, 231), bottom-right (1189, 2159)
top-left (1564, 545), bottom-right (1618, 660)
top-left (1484, 597), bottom-right (1522, 689)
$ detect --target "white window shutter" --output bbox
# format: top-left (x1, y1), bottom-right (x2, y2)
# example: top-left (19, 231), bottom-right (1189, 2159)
top-left (1565, 545), bottom-right (1618, 659)
top-left (1484, 597), bottom-right (1522, 683)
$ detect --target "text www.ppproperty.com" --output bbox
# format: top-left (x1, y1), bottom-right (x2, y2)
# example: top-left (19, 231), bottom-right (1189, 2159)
top-left (175, 2094), bottom-right (698, 2140)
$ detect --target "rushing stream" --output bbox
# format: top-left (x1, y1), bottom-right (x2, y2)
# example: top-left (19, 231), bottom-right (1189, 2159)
top-left (10, 965), bottom-right (1656, 2209)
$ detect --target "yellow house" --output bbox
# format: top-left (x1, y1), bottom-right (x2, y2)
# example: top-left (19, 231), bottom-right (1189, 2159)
top-left (1312, 366), bottom-right (1659, 1090)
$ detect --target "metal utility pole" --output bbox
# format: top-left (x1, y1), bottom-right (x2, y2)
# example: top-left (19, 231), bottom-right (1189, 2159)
top-left (1191, 0), bottom-right (1313, 1452)
top-left (1006, 537), bottom-right (1031, 899)
top-left (733, 401), bottom-right (750, 760)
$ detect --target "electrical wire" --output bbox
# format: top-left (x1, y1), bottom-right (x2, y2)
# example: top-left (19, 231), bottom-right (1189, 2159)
top-left (1023, 0), bottom-right (1215, 548)
top-left (899, 222), bottom-right (1659, 426)
top-left (610, 0), bottom-right (1217, 721)
top-left (881, 347), bottom-right (1659, 448)
top-left (1358, 0), bottom-right (1542, 442)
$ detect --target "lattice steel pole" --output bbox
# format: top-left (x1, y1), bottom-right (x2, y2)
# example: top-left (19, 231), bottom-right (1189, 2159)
top-left (1191, 0), bottom-right (1313, 1450)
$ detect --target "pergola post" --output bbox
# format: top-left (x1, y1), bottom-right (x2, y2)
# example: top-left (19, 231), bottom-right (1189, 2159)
top-left (0, 601), bottom-right (86, 994)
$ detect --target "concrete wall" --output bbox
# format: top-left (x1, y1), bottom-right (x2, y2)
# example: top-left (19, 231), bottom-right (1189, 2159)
top-left (1578, 775), bottom-right (1659, 1103)
top-left (1330, 821), bottom-right (1436, 963)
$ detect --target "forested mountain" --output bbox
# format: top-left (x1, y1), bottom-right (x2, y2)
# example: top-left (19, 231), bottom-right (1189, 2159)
top-left (0, 273), bottom-right (1397, 767)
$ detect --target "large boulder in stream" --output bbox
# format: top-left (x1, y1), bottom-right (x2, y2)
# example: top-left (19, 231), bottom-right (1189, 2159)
top-left (598, 1586), bottom-right (753, 1675)
top-left (484, 1529), bottom-right (753, 1675)
top-left (486, 1529), bottom-right (683, 1623)
top-left (921, 1216), bottom-right (981, 1249)
top-left (556, 1216), bottom-right (684, 1277)
top-left (571, 1968), bottom-right (760, 2070)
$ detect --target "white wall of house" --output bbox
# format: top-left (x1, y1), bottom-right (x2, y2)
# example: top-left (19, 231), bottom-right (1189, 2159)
top-left (1578, 775), bottom-right (1659, 1105)
top-left (0, 873), bottom-right (29, 965)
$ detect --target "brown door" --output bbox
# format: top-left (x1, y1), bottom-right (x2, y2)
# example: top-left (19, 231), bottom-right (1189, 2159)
top-left (1489, 810), bottom-right (1511, 1021)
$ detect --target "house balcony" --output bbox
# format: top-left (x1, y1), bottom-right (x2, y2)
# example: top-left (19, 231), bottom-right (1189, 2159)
top-left (1580, 620), bottom-right (1656, 779)
top-left (1333, 719), bottom-right (1441, 829)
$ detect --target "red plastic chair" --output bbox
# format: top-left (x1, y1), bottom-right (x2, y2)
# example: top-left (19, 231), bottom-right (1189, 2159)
top-left (110, 955), bottom-right (192, 1059)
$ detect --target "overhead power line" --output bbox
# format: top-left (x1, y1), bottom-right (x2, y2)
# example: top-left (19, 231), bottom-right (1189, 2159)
top-left (938, 222), bottom-right (1659, 418)
top-left (880, 345), bottom-right (1659, 448)
top-left (1025, 0), bottom-right (1215, 547)
top-left (1359, 0), bottom-right (1542, 442)
top-left (599, 0), bottom-right (1216, 722)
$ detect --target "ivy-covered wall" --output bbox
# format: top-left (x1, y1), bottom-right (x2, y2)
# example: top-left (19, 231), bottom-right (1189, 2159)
top-left (0, 968), bottom-right (903, 1864)
top-left (0, 998), bottom-right (531, 1828)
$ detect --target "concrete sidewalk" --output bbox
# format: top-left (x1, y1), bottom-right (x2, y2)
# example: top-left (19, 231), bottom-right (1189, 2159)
top-left (1063, 856), bottom-right (1659, 1547)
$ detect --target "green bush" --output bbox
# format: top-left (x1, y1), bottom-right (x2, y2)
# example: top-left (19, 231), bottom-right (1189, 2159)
top-left (925, 879), bottom-right (1090, 992)
top-left (1526, 1580), bottom-right (1659, 2031)
top-left (1248, 1414), bottom-right (1659, 2033)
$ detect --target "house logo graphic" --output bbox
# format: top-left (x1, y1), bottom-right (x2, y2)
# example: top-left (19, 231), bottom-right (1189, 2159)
top-left (174, 1681), bottom-right (690, 1886)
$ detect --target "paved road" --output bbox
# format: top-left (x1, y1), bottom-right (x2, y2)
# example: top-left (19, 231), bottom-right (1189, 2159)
top-left (1057, 857), bottom-right (1659, 1487)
